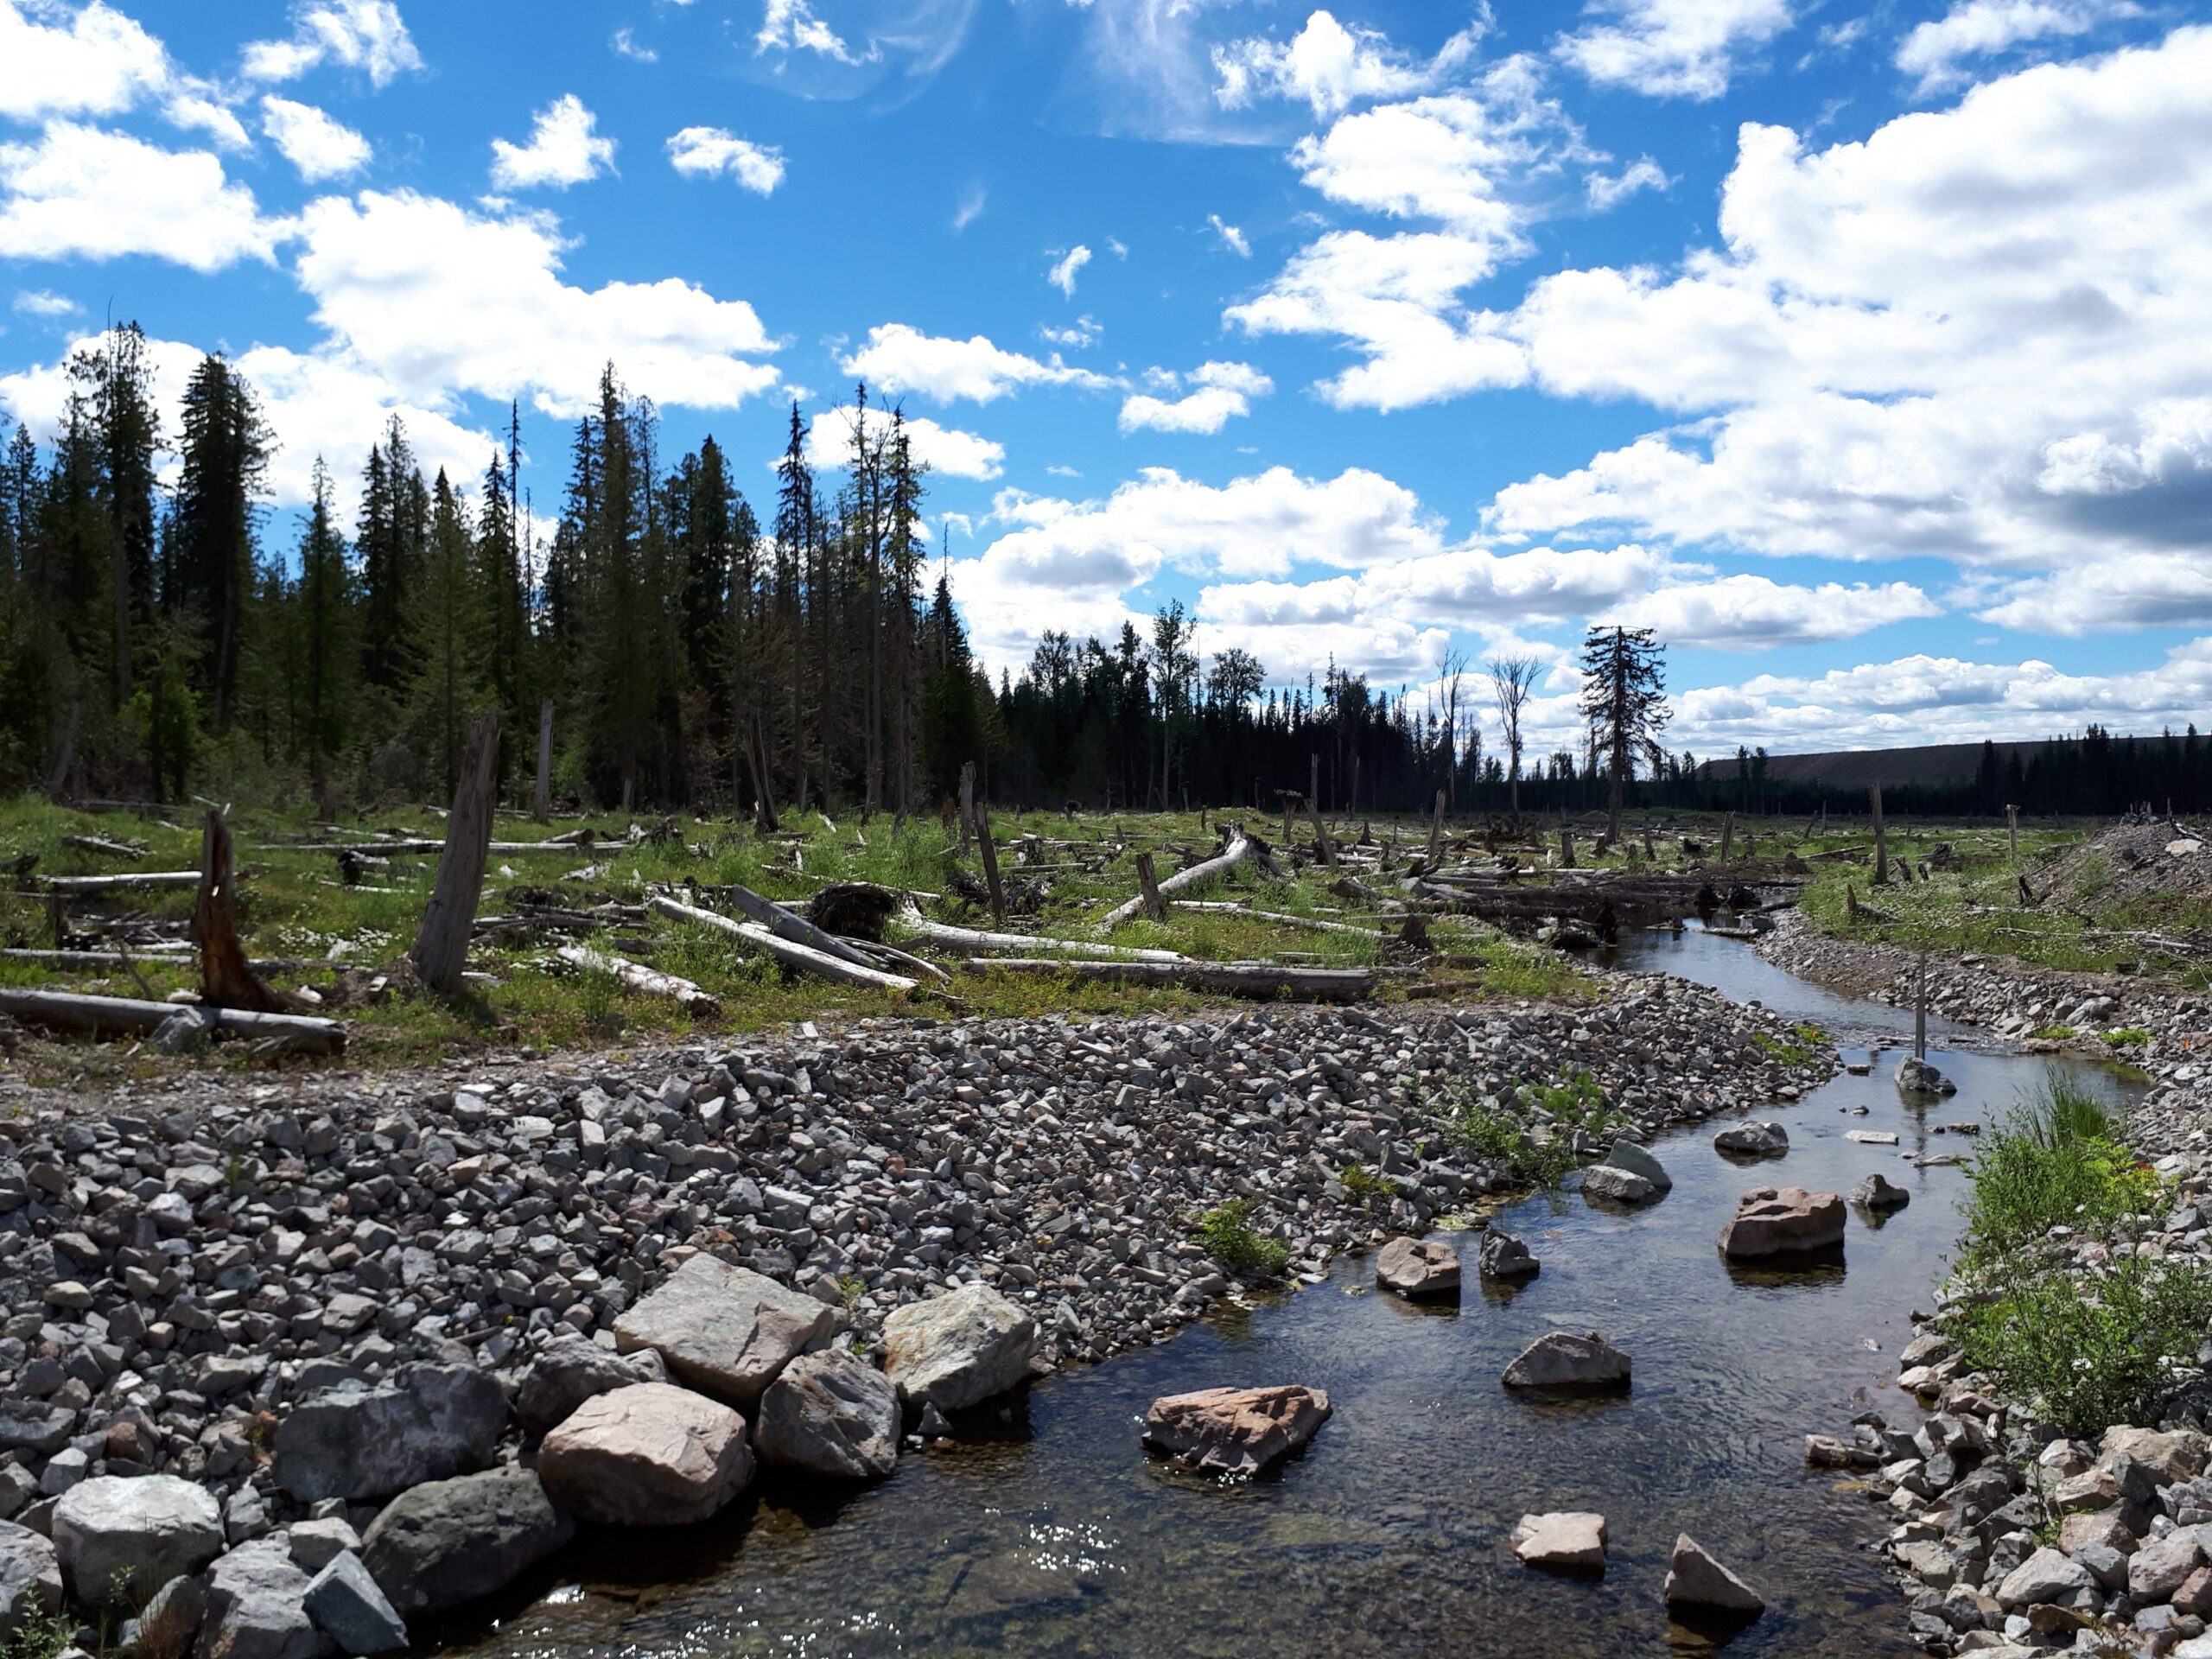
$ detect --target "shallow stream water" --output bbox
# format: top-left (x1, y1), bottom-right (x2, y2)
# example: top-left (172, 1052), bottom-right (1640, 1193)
top-left (439, 925), bottom-right (2137, 1659)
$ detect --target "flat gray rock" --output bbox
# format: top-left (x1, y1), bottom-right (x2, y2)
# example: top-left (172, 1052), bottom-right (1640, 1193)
top-left (303, 1550), bottom-right (408, 1655)
top-left (1375, 1236), bottom-right (1460, 1298)
top-left (883, 1283), bottom-right (1039, 1411)
top-left (613, 1255), bottom-right (837, 1410)
top-left (359, 1465), bottom-right (574, 1618)
top-left (51, 1475), bottom-right (224, 1606)
top-left (1512, 1511), bottom-right (1607, 1575)
top-left (755, 1351), bottom-right (901, 1480)
top-left (273, 1365), bottom-right (507, 1502)
top-left (1580, 1164), bottom-right (1656, 1205)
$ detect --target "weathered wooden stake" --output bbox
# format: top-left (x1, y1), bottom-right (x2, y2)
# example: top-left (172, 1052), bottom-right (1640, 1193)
top-left (1872, 785), bottom-right (1888, 886)
top-left (411, 713), bottom-right (499, 995)
top-left (957, 761), bottom-right (977, 855)
top-left (2006, 804), bottom-right (2018, 862)
top-left (532, 698), bottom-right (552, 822)
top-left (1425, 789), bottom-right (1445, 872)
top-left (1719, 811), bottom-right (1735, 864)
top-left (1915, 950), bottom-right (1929, 1060)
top-left (1135, 851), bottom-right (1166, 922)
top-left (1560, 827), bottom-right (1576, 868)
top-left (1309, 753), bottom-right (1320, 821)
top-left (976, 804), bottom-right (1005, 924)
top-left (1306, 793), bottom-right (1338, 868)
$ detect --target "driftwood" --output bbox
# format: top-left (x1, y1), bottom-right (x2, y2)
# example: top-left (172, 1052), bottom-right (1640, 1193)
top-left (650, 897), bottom-right (917, 991)
top-left (960, 957), bottom-right (1384, 1001)
top-left (702, 883), bottom-right (882, 971)
top-left (0, 987), bottom-right (345, 1054)
top-left (1099, 830), bottom-right (1257, 929)
top-left (1, 948), bottom-right (306, 972)
top-left (41, 871), bottom-right (200, 894)
top-left (193, 810), bottom-right (301, 1014)
top-left (1170, 900), bottom-right (1383, 939)
top-left (555, 944), bottom-right (721, 1014)
top-left (60, 835), bottom-right (145, 861)
top-left (895, 908), bottom-right (1185, 963)
top-left (411, 714), bottom-right (499, 995)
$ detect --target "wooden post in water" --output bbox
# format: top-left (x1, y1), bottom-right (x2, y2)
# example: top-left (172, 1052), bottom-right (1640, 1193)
top-left (1915, 949), bottom-right (1929, 1060)
top-left (532, 698), bottom-right (552, 822)
top-left (1719, 811), bottom-right (1735, 865)
top-left (1872, 785), bottom-right (1888, 886)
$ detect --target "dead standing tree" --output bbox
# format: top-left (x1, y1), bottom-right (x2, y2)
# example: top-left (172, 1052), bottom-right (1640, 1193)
top-left (412, 713), bottom-right (499, 995)
top-left (1487, 655), bottom-right (1541, 818)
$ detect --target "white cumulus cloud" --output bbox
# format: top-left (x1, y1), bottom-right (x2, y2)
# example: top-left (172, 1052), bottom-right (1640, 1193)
top-left (0, 123), bottom-right (288, 272)
top-left (1048, 245), bottom-right (1092, 298)
top-left (840, 324), bottom-right (1120, 404)
top-left (667, 126), bottom-right (786, 194)
top-left (242, 0), bottom-right (423, 87)
top-left (490, 94), bottom-right (617, 191)
top-left (1118, 361), bottom-right (1273, 435)
top-left (1554, 0), bottom-right (1795, 100)
top-left (260, 96), bottom-right (371, 181)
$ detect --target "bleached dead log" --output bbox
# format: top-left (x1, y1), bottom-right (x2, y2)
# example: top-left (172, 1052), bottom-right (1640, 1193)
top-left (555, 945), bottom-right (721, 1014)
top-left (1169, 900), bottom-right (1383, 939)
top-left (40, 871), bottom-right (200, 894)
top-left (894, 907), bottom-right (1186, 963)
top-left (844, 937), bottom-right (953, 986)
top-left (60, 835), bottom-right (146, 861)
top-left (706, 883), bottom-right (884, 970)
top-left (960, 957), bottom-right (1383, 1001)
top-left (2, 948), bottom-right (307, 972)
top-left (649, 897), bottom-right (917, 991)
top-left (1098, 831), bottom-right (1255, 929)
top-left (0, 987), bottom-right (345, 1053)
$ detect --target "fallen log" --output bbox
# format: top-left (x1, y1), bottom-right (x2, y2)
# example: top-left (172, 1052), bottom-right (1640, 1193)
top-left (1169, 900), bottom-right (1383, 939)
top-left (40, 871), bottom-right (200, 894)
top-left (1, 949), bottom-right (307, 973)
top-left (894, 908), bottom-right (1185, 963)
top-left (60, 835), bottom-right (146, 861)
top-left (0, 988), bottom-right (345, 1054)
top-left (1099, 831), bottom-right (1256, 929)
top-left (649, 896), bottom-right (916, 991)
top-left (959, 957), bottom-right (1387, 1001)
top-left (555, 944), bottom-right (721, 1014)
top-left (702, 882), bottom-right (884, 971)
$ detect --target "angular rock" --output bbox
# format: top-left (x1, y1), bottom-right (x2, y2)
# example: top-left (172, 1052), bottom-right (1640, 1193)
top-left (1511, 1511), bottom-right (1607, 1575)
top-left (882, 1283), bottom-right (1039, 1411)
top-left (1996, 1546), bottom-right (2094, 1610)
top-left (286, 1519), bottom-right (362, 1576)
top-left (2102, 1426), bottom-right (2209, 1483)
top-left (2058, 1510), bottom-right (2137, 1558)
top-left (0, 1403), bottom-right (76, 1458)
top-left (0, 1520), bottom-right (61, 1638)
top-left (1713, 1121), bottom-right (1789, 1157)
top-left (359, 1465), bottom-right (574, 1618)
top-left (1477, 1230), bottom-right (1540, 1281)
top-left (1374, 1236), bottom-right (1460, 1298)
top-left (272, 1365), bottom-right (507, 1502)
top-left (1580, 1164), bottom-right (1655, 1205)
top-left (1598, 1140), bottom-right (1671, 1192)
top-left (1142, 1384), bottom-right (1332, 1477)
top-left (1896, 1053), bottom-right (1956, 1096)
top-left (1851, 1172), bottom-right (1911, 1212)
top-left (613, 1255), bottom-right (837, 1410)
top-left (1501, 1331), bottom-right (1630, 1393)
top-left (51, 1475), bottom-right (224, 1606)
top-left (513, 1338), bottom-right (669, 1433)
top-left (2131, 1530), bottom-right (2204, 1602)
top-left (201, 1537), bottom-right (331, 1659)
top-left (303, 1552), bottom-right (407, 1656)
top-left (1663, 1533), bottom-right (1764, 1614)
top-left (1719, 1187), bottom-right (1845, 1259)
top-left (130, 1571), bottom-right (208, 1659)
top-left (754, 1351), bottom-right (901, 1480)
top-left (537, 1382), bottom-right (753, 1527)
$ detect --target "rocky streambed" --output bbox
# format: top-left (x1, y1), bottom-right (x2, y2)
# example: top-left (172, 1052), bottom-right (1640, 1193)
top-left (0, 976), bottom-right (1840, 1656)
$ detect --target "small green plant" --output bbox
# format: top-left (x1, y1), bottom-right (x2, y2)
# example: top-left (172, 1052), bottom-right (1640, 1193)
top-left (1751, 1031), bottom-right (1815, 1066)
top-left (1430, 1093), bottom-right (1578, 1187)
top-left (2101, 1028), bottom-right (2152, 1048)
top-left (1960, 1077), bottom-right (2140, 1266)
top-left (1193, 1200), bottom-right (1292, 1277)
top-left (1338, 1163), bottom-right (1394, 1210)
top-left (2030, 1024), bottom-right (2079, 1042)
top-left (836, 1274), bottom-right (867, 1316)
top-left (0, 1605), bottom-right (77, 1659)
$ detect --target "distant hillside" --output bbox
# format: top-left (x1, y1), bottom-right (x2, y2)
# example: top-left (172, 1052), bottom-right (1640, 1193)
top-left (1699, 736), bottom-right (2172, 791)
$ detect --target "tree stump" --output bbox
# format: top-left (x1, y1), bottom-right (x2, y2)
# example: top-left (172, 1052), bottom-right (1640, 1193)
top-left (411, 713), bottom-right (499, 995)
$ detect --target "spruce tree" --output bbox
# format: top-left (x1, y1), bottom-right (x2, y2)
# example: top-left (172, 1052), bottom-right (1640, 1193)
top-left (169, 355), bottom-right (270, 734)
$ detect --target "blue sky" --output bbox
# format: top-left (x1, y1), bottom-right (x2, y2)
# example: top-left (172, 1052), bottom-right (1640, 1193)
top-left (2, 0), bottom-right (2209, 760)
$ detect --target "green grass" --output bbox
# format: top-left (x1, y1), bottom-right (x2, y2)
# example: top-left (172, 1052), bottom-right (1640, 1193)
top-left (0, 792), bottom-right (1624, 1069)
top-left (1427, 1065), bottom-right (1624, 1189)
top-left (1949, 1069), bottom-right (2208, 1437)
top-left (2102, 1027), bottom-right (2152, 1048)
top-left (1193, 1199), bottom-right (1293, 1277)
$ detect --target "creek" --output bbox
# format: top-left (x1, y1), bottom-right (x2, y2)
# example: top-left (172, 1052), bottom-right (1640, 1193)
top-left (439, 923), bottom-right (2138, 1659)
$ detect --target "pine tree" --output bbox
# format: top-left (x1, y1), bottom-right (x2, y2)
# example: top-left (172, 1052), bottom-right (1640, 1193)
top-left (169, 355), bottom-right (270, 734)
top-left (406, 469), bottom-right (486, 798)
top-left (1578, 625), bottom-right (1669, 840)
top-left (296, 461), bottom-right (355, 785)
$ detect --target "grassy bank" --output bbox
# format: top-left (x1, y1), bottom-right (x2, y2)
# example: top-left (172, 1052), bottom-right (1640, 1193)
top-left (0, 793), bottom-right (1596, 1071)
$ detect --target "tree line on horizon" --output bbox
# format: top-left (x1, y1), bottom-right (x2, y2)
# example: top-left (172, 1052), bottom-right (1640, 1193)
top-left (1, 322), bottom-right (2202, 826)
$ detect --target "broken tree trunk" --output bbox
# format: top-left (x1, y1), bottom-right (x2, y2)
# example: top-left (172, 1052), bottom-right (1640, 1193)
top-left (1719, 812), bottom-right (1734, 864)
top-left (1135, 852), bottom-right (1166, 922)
top-left (1425, 790), bottom-right (1445, 873)
top-left (40, 871), bottom-right (200, 895)
top-left (649, 896), bottom-right (916, 991)
top-left (747, 711), bottom-right (781, 832)
top-left (957, 761), bottom-right (976, 856)
top-left (533, 698), bottom-right (553, 822)
top-left (193, 810), bottom-right (299, 1014)
top-left (1872, 785), bottom-right (1888, 886)
top-left (961, 958), bottom-right (1385, 1001)
top-left (698, 883), bottom-right (882, 971)
top-left (976, 805), bottom-right (1006, 924)
top-left (895, 908), bottom-right (1185, 963)
top-left (0, 987), bottom-right (344, 1054)
top-left (555, 944), bottom-right (721, 1015)
top-left (410, 713), bottom-right (499, 995)
top-left (1099, 830), bottom-right (1256, 929)
top-left (1560, 828), bottom-right (1576, 869)
top-left (1306, 796), bottom-right (1338, 867)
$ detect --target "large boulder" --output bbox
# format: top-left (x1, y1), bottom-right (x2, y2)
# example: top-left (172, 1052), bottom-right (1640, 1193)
top-left (51, 1475), bottom-right (224, 1605)
top-left (1851, 1173), bottom-right (1911, 1212)
top-left (272, 1365), bottom-right (506, 1502)
top-left (1477, 1231), bottom-right (1540, 1281)
top-left (513, 1338), bottom-right (669, 1433)
top-left (537, 1382), bottom-right (753, 1527)
top-left (1502, 1332), bottom-right (1630, 1393)
top-left (1896, 1053), bottom-right (1956, 1096)
top-left (1719, 1187), bottom-right (1846, 1260)
top-left (1664, 1534), bottom-right (1764, 1614)
top-left (1598, 1141), bottom-right (1671, 1192)
top-left (1142, 1385), bottom-right (1332, 1477)
top-left (1996, 1546), bottom-right (2094, 1610)
top-left (2102, 1427), bottom-right (2209, 1483)
top-left (1713, 1121), bottom-right (1789, 1157)
top-left (302, 1552), bottom-right (407, 1656)
top-left (359, 1465), bottom-right (574, 1618)
top-left (613, 1255), bottom-right (837, 1411)
top-left (0, 1520), bottom-right (61, 1639)
top-left (1511, 1512), bottom-right (1608, 1575)
top-left (1375, 1237), bottom-right (1460, 1299)
top-left (200, 1537), bottom-right (332, 1659)
top-left (754, 1352), bottom-right (901, 1480)
top-left (1580, 1164), bottom-right (1656, 1205)
top-left (882, 1284), bottom-right (1039, 1411)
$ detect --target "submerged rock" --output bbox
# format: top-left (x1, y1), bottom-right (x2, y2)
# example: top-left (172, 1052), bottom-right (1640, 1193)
top-left (1143, 1384), bottom-right (1332, 1477)
top-left (1501, 1332), bottom-right (1630, 1393)
top-left (1851, 1172), bottom-right (1911, 1212)
top-left (1511, 1511), bottom-right (1608, 1575)
top-left (1375, 1236), bottom-right (1460, 1298)
top-left (536, 1382), bottom-right (754, 1527)
top-left (1719, 1187), bottom-right (1845, 1260)
top-left (1896, 1053), bottom-right (1956, 1096)
top-left (1713, 1121), bottom-right (1789, 1157)
top-left (1477, 1231), bottom-right (1540, 1281)
top-left (1664, 1534), bottom-right (1764, 1613)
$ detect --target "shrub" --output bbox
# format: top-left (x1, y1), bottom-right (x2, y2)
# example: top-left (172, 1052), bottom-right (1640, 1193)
top-left (1338, 1164), bottom-right (1395, 1209)
top-left (2102, 1028), bottom-right (2152, 1049)
top-left (1193, 1200), bottom-right (1291, 1277)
